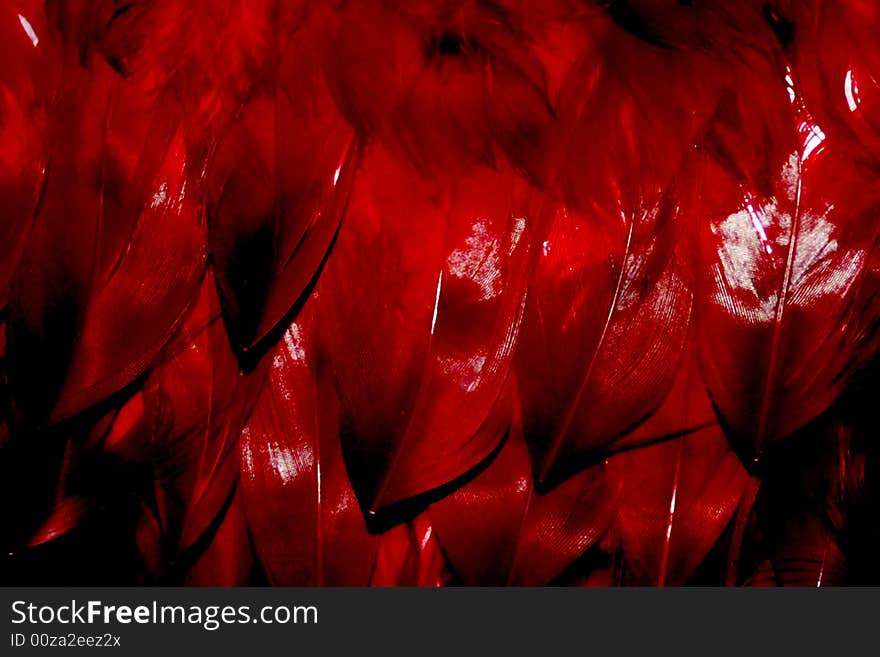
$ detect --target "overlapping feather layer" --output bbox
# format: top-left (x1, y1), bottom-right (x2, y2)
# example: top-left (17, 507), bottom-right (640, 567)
top-left (0, 0), bottom-right (877, 586)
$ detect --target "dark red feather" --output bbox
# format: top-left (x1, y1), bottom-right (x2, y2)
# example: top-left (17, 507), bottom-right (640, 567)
top-left (100, 278), bottom-right (261, 580)
top-left (317, 143), bottom-right (538, 513)
top-left (430, 408), bottom-right (616, 585)
top-left (7, 41), bottom-right (206, 425)
top-left (207, 4), bottom-right (358, 354)
top-left (240, 301), bottom-right (380, 585)
top-left (322, 0), bottom-right (556, 184)
top-left (516, 17), bottom-right (717, 483)
top-left (605, 426), bottom-right (751, 585)
top-left (0, 1), bottom-right (53, 307)
top-left (241, 302), bottom-right (453, 585)
top-left (2, 0), bottom-right (879, 588)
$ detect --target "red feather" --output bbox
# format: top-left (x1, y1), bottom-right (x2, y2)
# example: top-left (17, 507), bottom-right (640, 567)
top-left (605, 426), bottom-right (751, 585)
top-left (3, 0), bottom-right (879, 588)
top-left (102, 278), bottom-right (261, 580)
top-left (207, 4), bottom-right (358, 354)
top-left (242, 302), bottom-right (452, 586)
top-left (760, 512), bottom-right (847, 587)
top-left (322, 0), bottom-right (556, 184)
top-left (183, 487), bottom-right (255, 586)
top-left (782, 0), bottom-right (880, 164)
top-left (597, 0), bottom-right (768, 50)
top-left (517, 197), bottom-right (692, 482)
top-left (7, 39), bottom-right (206, 425)
top-left (240, 301), bottom-right (380, 585)
top-left (317, 143), bottom-right (538, 513)
top-left (516, 16), bottom-right (718, 483)
top-left (370, 516), bottom-right (452, 587)
top-left (430, 406), bottom-right (616, 585)
top-left (691, 54), bottom-right (880, 460)
top-left (0, 1), bottom-right (53, 307)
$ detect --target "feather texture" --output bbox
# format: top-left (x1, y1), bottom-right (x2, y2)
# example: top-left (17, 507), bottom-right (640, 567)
top-left (322, 0), bottom-right (556, 184)
top-left (430, 405), bottom-right (616, 585)
top-left (240, 301), bottom-right (380, 585)
top-left (605, 426), bottom-right (750, 585)
top-left (318, 143), bottom-right (538, 513)
top-left (2, 0), bottom-right (879, 588)
top-left (101, 277), bottom-right (261, 580)
top-left (207, 4), bottom-right (358, 355)
top-left (692, 55), bottom-right (880, 460)
top-left (241, 303), bottom-right (452, 585)
top-left (781, 0), bottom-right (880, 164)
top-left (7, 42), bottom-right (206, 425)
top-left (516, 17), bottom-right (715, 483)
top-left (183, 487), bottom-right (255, 586)
top-left (0, 0), bottom-right (53, 307)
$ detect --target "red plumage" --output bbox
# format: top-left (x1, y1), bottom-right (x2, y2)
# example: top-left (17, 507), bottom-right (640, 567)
top-left (317, 143), bottom-right (537, 514)
top-left (1, 0), bottom-right (878, 587)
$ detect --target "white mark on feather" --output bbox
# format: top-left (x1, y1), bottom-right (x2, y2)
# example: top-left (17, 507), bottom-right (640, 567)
top-left (268, 441), bottom-right (304, 484)
top-left (745, 198), bottom-right (773, 255)
top-left (845, 69), bottom-right (860, 112)
top-left (713, 153), bottom-right (864, 322)
top-left (151, 182), bottom-right (168, 208)
top-left (800, 121), bottom-right (826, 162)
top-left (283, 324), bottom-right (307, 362)
top-left (439, 354), bottom-right (487, 393)
top-left (785, 68), bottom-right (796, 103)
top-left (446, 220), bottom-right (502, 300)
top-left (419, 525), bottom-right (433, 550)
top-left (665, 485), bottom-right (678, 542)
top-left (18, 14), bottom-right (38, 47)
top-left (509, 216), bottom-right (526, 256)
top-left (430, 271), bottom-right (442, 335)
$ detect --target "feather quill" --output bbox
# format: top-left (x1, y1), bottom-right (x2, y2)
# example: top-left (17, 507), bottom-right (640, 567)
top-left (605, 426), bottom-right (750, 585)
top-left (692, 52), bottom-right (880, 460)
top-left (516, 17), bottom-right (716, 483)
